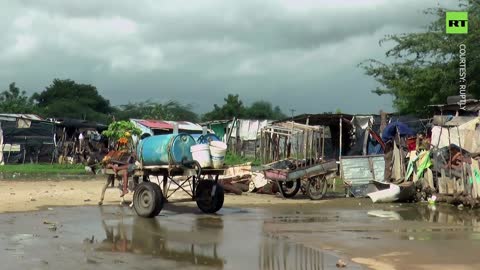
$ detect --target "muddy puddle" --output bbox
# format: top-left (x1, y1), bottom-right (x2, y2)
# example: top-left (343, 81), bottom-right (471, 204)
top-left (0, 205), bottom-right (361, 270)
top-left (2, 200), bottom-right (480, 270)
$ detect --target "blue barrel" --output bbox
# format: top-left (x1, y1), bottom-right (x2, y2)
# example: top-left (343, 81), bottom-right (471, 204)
top-left (137, 133), bottom-right (197, 166)
top-left (197, 134), bottom-right (221, 144)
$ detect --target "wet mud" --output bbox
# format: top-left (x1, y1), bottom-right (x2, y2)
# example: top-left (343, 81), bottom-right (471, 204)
top-left (1, 199), bottom-right (479, 269)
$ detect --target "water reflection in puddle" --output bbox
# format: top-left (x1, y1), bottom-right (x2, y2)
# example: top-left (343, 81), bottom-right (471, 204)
top-left (88, 207), bottom-right (355, 270)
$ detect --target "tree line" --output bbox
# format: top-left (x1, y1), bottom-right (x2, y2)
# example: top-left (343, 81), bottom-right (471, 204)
top-left (0, 79), bottom-right (287, 123)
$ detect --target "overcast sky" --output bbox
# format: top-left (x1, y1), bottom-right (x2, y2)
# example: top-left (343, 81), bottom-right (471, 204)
top-left (0, 0), bottom-right (459, 115)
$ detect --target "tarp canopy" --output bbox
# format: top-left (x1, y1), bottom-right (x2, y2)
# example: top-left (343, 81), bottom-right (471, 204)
top-left (381, 122), bottom-right (416, 142)
top-left (54, 118), bottom-right (107, 131)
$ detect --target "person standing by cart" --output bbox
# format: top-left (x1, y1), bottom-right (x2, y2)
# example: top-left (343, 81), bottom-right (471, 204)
top-left (99, 122), bottom-right (142, 205)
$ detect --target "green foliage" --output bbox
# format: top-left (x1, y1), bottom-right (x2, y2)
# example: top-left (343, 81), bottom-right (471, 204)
top-left (224, 152), bottom-right (261, 166)
top-left (102, 121), bottom-right (142, 142)
top-left (202, 94), bottom-right (286, 121)
top-left (203, 94), bottom-right (245, 121)
top-left (247, 101), bottom-right (286, 119)
top-left (32, 79), bottom-right (113, 121)
top-left (115, 100), bottom-right (198, 122)
top-left (360, 0), bottom-right (479, 116)
top-left (0, 83), bottom-right (35, 113)
top-left (0, 164), bottom-right (86, 174)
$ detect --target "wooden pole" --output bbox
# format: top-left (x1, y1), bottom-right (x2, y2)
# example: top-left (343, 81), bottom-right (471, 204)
top-left (339, 116), bottom-right (343, 161)
top-left (322, 127), bottom-right (325, 160)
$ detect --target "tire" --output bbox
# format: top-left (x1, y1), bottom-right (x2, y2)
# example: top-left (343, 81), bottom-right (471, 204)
top-left (196, 180), bottom-right (224, 214)
top-left (133, 182), bottom-right (164, 218)
top-left (278, 179), bottom-right (301, 198)
top-left (306, 176), bottom-right (328, 200)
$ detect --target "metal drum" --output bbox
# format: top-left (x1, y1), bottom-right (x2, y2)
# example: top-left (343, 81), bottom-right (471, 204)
top-left (137, 133), bottom-right (196, 166)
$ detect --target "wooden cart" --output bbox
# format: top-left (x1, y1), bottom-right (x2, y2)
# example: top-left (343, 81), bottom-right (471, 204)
top-left (262, 159), bottom-right (337, 200)
top-left (105, 165), bottom-right (225, 218)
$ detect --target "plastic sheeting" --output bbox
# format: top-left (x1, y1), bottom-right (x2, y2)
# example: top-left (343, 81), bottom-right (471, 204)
top-left (229, 120), bottom-right (271, 141)
top-left (431, 117), bottom-right (480, 153)
top-left (381, 122), bottom-right (416, 142)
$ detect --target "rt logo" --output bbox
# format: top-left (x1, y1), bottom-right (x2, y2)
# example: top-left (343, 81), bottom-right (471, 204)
top-left (446, 12), bottom-right (468, 34)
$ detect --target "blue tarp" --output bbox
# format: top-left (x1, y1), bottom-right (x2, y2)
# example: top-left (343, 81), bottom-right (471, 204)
top-left (381, 122), bottom-right (415, 142)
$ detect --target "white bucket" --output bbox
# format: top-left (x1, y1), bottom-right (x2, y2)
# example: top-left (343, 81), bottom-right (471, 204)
top-left (209, 141), bottom-right (227, 169)
top-left (191, 144), bottom-right (212, 168)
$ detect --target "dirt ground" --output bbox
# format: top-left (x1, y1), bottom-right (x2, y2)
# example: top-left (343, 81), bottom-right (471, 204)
top-left (0, 179), bottom-right (327, 213)
top-left (2, 179), bottom-right (480, 270)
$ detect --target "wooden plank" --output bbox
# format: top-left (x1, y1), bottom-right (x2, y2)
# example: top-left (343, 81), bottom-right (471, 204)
top-left (426, 168), bottom-right (434, 189)
top-left (447, 177), bottom-right (455, 195)
top-left (439, 169), bottom-right (447, 194)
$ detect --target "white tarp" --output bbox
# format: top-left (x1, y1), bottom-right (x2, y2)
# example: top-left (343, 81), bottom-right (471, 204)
top-left (228, 119), bottom-right (271, 141)
top-left (431, 117), bottom-right (480, 153)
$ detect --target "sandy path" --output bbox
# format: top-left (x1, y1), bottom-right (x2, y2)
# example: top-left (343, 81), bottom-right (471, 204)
top-left (0, 179), bottom-right (326, 213)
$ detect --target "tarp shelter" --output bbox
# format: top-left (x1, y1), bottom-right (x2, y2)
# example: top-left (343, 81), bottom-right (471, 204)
top-left (347, 115), bottom-right (385, 156)
top-left (429, 97), bottom-right (480, 117)
top-left (381, 122), bottom-right (416, 142)
top-left (226, 119), bottom-right (272, 157)
top-left (0, 114), bottom-right (55, 164)
top-left (431, 116), bottom-right (480, 153)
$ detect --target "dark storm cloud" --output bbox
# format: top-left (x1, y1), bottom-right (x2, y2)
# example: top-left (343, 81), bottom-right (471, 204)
top-left (0, 0), bottom-right (459, 114)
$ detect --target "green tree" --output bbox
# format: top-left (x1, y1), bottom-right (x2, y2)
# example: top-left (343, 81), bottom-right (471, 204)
top-left (246, 101), bottom-right (286, 120)
top-left (115, 100), bottom-right (198, 122)
top-left (360, 0), bottom-right (479, 116)
top-left (0, 83), bottom-right (36, 113)
top-left (32, 79), bottom-right (113, 122)
top-left (203, 94), bottom-right (246, 121)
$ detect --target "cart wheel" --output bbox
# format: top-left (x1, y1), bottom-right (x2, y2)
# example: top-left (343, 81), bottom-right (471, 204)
top-left (196, 180), bottom-right (224, 214)
top-left (133, 182), bottom-right (164, 218)
top-left (278, 179), bottom-right (301, 198)
top-left (306, 176), bottom-right (328, 200)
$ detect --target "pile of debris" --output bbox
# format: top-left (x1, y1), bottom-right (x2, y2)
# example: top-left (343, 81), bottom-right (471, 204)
top-left (367, 116), bottom-right (480, 208)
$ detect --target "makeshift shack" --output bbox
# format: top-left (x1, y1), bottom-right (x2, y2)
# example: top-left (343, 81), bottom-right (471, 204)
top-left (227, 119), bottom-right (272, 158)
top-left (429, 96), bottom-right (480, 117)
top-left (276, 114), bottom-right (354, 160)
top-left (431, 116), bottom-right (480, 153)
top-left (199, 120), bottom-right (231, 141)
top-left (53, 118), bottom-right (108, 164)
top-left (0, 114), bottom-right (56, 164)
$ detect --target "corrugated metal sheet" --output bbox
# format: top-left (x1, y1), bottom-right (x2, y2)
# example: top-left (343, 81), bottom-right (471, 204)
top-left (133, 119), bottom-right (203, 131)
top-left (0, 114), bottom-right (43, 121)
top-left (341, 155), bottom-right (385, 197)
top-left (341, 155), bottom-right (385, 184)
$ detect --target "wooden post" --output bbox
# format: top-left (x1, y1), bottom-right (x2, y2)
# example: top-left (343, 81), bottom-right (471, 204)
top-left (322, 127), bottom-right (325, 160)
top-left (339, 116), bottom-right (343, 161)
top-left (456, 126), bottom-right (467, 194)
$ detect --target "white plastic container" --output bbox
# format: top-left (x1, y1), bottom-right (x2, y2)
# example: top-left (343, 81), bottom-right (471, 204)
top-left (367, 184), bottom-right (400, 203)
top-left (190, 144), bottom-right (212, 168)
top-left (209, 141), bottom-right (227, 169)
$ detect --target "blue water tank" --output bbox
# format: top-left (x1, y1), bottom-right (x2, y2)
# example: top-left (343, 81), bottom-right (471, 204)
top-left (137, 133), bottom-right (196, 166)
top-left (197, 134), bottom-right (221, 144)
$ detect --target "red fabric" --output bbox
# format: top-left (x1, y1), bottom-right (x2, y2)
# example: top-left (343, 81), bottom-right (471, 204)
top-left (407, 137), bottom-right (416, 151)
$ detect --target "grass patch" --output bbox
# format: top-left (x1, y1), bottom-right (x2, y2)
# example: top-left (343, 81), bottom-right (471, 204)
top-left (224, 152), bottom-right (261, 166)
top-left (0, 164), bottom-right (87, 174)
